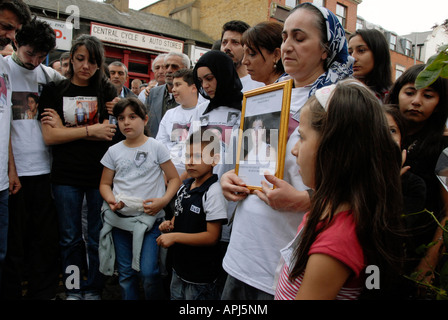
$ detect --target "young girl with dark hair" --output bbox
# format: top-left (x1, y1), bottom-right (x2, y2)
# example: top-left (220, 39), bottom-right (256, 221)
top-left (38, 34), bottom-right (118, 300)
top-left (275, 80), bottom-right (405, 300)
top-left (99, 97), bottom-right (180, 300)
top-left (349, 29), bottom-right (392, 102)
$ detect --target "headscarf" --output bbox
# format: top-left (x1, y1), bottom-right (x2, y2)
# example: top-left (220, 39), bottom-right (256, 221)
top-left (193, 50), bottom-right (243, 114)
top-left (307, 3), bottom-right (354, 97)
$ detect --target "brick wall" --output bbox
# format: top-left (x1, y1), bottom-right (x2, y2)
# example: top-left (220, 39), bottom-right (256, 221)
top-left (390, 51), bottom-right (423, 80)
top-left (316, 0), bottom-right (358, 35)
top-left (143, 0), bottom-right (273, 40)
top-left (142, 0), bottom-right (361, 40)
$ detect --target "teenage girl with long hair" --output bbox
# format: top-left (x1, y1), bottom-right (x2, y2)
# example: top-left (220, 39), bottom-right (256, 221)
top-left (349, 29), bottom-right (392, 102)
top-left (275, 80), bottom-right (405, 299)
top-left (39, 34), bottom-right (118, 300)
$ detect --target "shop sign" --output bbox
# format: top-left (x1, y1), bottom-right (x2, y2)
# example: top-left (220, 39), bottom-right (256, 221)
top-left (38, 17), bottom-right (73, 51)
top-left (90, 23), bottom-right (184, 53)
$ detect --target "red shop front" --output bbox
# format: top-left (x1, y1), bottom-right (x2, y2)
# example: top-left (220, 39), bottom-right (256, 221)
top-left (103, 45), bottom-right (155, 87)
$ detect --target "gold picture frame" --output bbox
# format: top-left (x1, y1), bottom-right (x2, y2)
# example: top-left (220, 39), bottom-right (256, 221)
top-left (235, 79), bottom-right (293, 191)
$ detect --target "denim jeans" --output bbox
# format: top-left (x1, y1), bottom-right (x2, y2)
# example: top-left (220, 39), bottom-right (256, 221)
top-left (0, 189), bottom-right (9, 290)
top-left (52, 184), bottom-right (104, 296)
top-left (112, 221), bottom-right (164, 300)
top-left (170, 269), bottom-right (220, 300)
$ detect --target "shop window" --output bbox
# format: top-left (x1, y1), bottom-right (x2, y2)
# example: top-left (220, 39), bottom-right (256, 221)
top-left (128, 62), bottom-right (149, 75)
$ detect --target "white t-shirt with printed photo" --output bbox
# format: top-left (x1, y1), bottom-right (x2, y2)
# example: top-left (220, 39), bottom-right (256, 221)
top-left (101, 137), bottom-right (171, 217)
top-left (0, 56), bottom-right (12, 191)
top-left (6, 57), bottom-right (64, 176)
top-left (156, 104), bottom-right (197, 176)
top-left (190, 101), bottom-right (241, 179)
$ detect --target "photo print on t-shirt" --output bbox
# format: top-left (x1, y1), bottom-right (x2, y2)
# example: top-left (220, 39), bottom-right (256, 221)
top-left (134, 150), bottom-right (148, 167)
top-left (11, 91), bottom-right (40, 120)
top-left (171, 123), bottom-right (190, 143)
top-left (226, 111), bottom-right (240, 128)
top-left (0, 74), bottom-right (9, 122)
top-left (62, 96), bottom-right (98, 127)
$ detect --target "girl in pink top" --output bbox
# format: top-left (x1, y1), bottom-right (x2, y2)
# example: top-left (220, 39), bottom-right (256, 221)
top-left (275, 80), bottom-right (405, 300)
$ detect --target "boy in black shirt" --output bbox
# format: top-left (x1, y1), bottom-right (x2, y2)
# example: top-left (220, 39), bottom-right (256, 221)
top-left (157, 129), bottom-right (227, 300)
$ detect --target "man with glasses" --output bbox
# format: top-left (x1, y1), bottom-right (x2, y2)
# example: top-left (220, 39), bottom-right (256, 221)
top-left (144, 52), bottom-right (190, 137)
top-left (138, 53), bottom-right (166, 103)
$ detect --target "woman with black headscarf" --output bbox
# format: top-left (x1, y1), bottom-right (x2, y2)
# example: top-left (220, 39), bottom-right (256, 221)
top-left (193, 50), bottom-right (243, 113)
top-left (192, 50), bottom-right (243, 177)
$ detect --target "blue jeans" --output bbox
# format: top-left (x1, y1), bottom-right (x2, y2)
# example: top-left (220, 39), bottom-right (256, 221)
top-left (52, 185), bottom-right (104, 296)
top-left (112, 220), bottom-right (164, 300)
top-left (0, 189), bottom-right (9, 289)
top-left (170, 269), bottom-right (220, 300)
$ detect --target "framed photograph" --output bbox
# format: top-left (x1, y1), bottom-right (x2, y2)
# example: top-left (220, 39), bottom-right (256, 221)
top-left (235, 79), bottom-right (293, 191)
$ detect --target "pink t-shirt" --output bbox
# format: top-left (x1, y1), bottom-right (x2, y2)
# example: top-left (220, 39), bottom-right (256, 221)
top-left (275, 211), bottom-right (366, 300)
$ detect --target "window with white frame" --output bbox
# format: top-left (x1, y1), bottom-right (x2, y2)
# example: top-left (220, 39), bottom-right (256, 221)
top-left (356, 18), bottom-right (363, 30)
top-left (313, 0), bottom-right (325, 7)
top-left (285, 0), bottom-right (298, 8)
top-left (395, 65), bottom-right (406, 80)
top-left (405, 40), bottom-right (412, 56)
top-left (336, 3), bottom-right (347, 28)
top-left (390, 34), bottom-right (397, 50)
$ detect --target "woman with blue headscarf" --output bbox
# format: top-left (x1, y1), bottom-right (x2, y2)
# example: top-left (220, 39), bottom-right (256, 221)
top-left (220, 2), bottom-right (353, 300)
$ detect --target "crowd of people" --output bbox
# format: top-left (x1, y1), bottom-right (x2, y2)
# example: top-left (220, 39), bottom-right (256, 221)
top-left (0, 0), bottom-right (447, 301)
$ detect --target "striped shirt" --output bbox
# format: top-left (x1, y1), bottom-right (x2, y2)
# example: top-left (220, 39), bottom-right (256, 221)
top-left (274, 211), bottom-right (365, 300)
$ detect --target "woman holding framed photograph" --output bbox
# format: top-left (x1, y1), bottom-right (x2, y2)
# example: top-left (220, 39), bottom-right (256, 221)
top-left (220, 2), bottom-right (353, 299)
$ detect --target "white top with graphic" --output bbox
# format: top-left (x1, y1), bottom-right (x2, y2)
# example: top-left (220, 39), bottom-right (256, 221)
top-left (190, 101), bottom-right (241, 178)
top-left (156, 104), bottom-right (197, 175)
top-left (6, 56), bottom-right (63, 176)
top-left (0, 56), bottom-right (12, 191)
top-left (101, 138), bottom-right (171, 217)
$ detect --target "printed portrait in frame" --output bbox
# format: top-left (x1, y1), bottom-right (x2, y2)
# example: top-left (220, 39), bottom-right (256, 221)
top-left (235, 79), bottom-right (293, 191)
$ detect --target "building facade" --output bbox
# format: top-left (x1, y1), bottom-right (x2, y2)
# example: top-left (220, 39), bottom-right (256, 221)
top-left (403, 24), bottom-right (448, 64)
top-left (141, 0), bottom-right (360, 40)
top-left (25, 0), bottom-right (214, 86)
top-left (26, 0), bottom-right (431, 86)
top-left (356, 16), bottom-right (424, 80)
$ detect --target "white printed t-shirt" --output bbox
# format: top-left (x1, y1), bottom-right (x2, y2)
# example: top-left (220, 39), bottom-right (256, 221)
top-left (156, 104), bottom-right (197, 175)
top-left (6, 56), bottom-right (64, 176)
top-left (0, 56), bottom-right (12, 191)
top-left (101, 137), bottom-right (171, 217)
